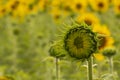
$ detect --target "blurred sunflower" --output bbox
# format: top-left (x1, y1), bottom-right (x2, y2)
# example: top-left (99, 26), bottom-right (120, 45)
top-left (0, 76), bottom-right (7, 80)
top-left (37, 0), bottom-right (48, 11)
top-left (93, 24), bottom-right (114, 50)
top-left (0, 76), bottom-right (13, 80)
top-left (0, 5), bottom-right (6, 17)
top-left (18, 0), bottom-right (34, 5)
top-left (71, 0), bottom-right (88, 14)
top-left (28, 3), bottom-right (39, 15)
top-left (11, 3), bottom-right (29, 20)
top-left (64, 23), bottom-right (98, 59)
top-left (61, 1), bottom-right (72, 16)
top-left (4, 0), bottom-right (30, 20)
top-left (50, 7), bottom-right (63, 23)
top-left (76, 13), bottom-right (100, 27)
top-left (51, 0), bottom-right (62, 7)
top-left (107, 0), bottom-right (114, 5)
top-left (113, 0), bottom-right (120, 15)
top-left (89, 0), bottom-right (109, 13)
top-left (6, 0), bottom-right (20, 13)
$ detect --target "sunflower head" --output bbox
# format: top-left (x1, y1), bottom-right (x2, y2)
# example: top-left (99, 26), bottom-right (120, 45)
top-left (102, 47), bottom-right (117, 58)
top-left (76, 13), bottom-right (100, 27)
top-left (113, 1), bottom-right (120, 15)
top-left (93, 24), bottom-right (114, 50)
top-left (97, 34), bottom-right (108, 49)
top-left (71, 0), bottom-right (88, 14)
top-left (49, 41), bottom-right (66, 58)
top-left (64, 22), bottom-right (98, 60)
top-left (89, 0), bottom-right (109, 13)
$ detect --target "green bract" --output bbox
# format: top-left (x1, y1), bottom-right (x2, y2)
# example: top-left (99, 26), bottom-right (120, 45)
top-left (64, 23), bottom-right (98, 59)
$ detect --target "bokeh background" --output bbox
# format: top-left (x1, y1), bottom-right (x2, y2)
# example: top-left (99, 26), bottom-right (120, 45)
top-left (0, 0), bottom-right (120, 80)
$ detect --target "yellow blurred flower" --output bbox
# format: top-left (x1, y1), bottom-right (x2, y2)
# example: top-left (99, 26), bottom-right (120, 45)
top-left (94, 53), bottom-right (105, 61)
top-left (113, 0), bottom-right (120, 15)
top-left (28, 4), bottom-right (39, 15)
top-left (37, 0), bottom-right (47, 11)
top-left (0, 76), bottom-right (11, 80)
top-left (11, 3), bottom-right (29, 20)
top-left (71, 0), bottom-right (88, 14)
top-left (18, 0), bottom-right (34, 5)
top-left (61, 1), bottom-right (72, 16)
top-left (0, 5), bottom-right (6, 17)
top-left (89, 0), bottom-right (109, 13)
top-left (5, 0), bottom-right (20, 12)
top-left (76, 13), bottom-right (100, 27)
top-left (93, 24), bottom-right (111, 35)
top-left (51, 0), bottom-right (62, 7)
top-left (93, 24), bottom-right (114, 50)
top-left (107, 0), bottom-right (114, 5)
top-left (50, 7), bottom-right (63, 23)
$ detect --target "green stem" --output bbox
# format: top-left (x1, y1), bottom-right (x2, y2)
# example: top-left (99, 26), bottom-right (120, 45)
top-left (56, 57), bottom-right (59, 80)
top-left (109, 57), bottom-right (113, 74)
top-left (87, 56), bottom-right (93, 80)
top-left (97, 62), bottom-right (101, 79)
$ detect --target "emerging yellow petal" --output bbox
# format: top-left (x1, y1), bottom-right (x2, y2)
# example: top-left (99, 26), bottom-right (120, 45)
top-left (94, 53), bottom-right (105, 61)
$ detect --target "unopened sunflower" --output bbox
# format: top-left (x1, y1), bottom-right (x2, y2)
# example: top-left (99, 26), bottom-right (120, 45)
top-left (49, 41), bottom-right (66, 58)
top-left (102, 46), bottom-right (116, 58)
top-left (64, 23), bottom-right (98, 59)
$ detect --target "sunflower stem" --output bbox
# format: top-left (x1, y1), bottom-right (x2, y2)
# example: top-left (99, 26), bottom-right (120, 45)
top-left (87, 56), bottom-right (93, 80)
top-left (56, 57), bottom-right (60, 80)
top-left (109, 57), bottom-right (113, 74)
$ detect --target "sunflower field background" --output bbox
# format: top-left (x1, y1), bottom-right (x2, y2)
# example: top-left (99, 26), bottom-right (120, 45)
top-left (0, 0), bottom-right (120, 80)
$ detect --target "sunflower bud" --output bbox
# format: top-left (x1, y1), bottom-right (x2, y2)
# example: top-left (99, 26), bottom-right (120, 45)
top-left (64, 23), bottom-right (98, 59)
top-left (102, 47), bottom-right (116, 58)
top-left (49, 41), bottom-right (66, 58)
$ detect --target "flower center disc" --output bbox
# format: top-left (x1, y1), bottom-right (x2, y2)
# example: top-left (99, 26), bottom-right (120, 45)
top-left (76, 3), bottom-right (82, 10)
top-left (98, 36), bottom-right (107, 49)
top-left (74, 36), bottom-right (83, 49)
top-left (98, 2), bottom-right (104, 8)
top-left (84, 19), bottom-right (92, 26)
top-left (118, 5), bottom-right (120, 10)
